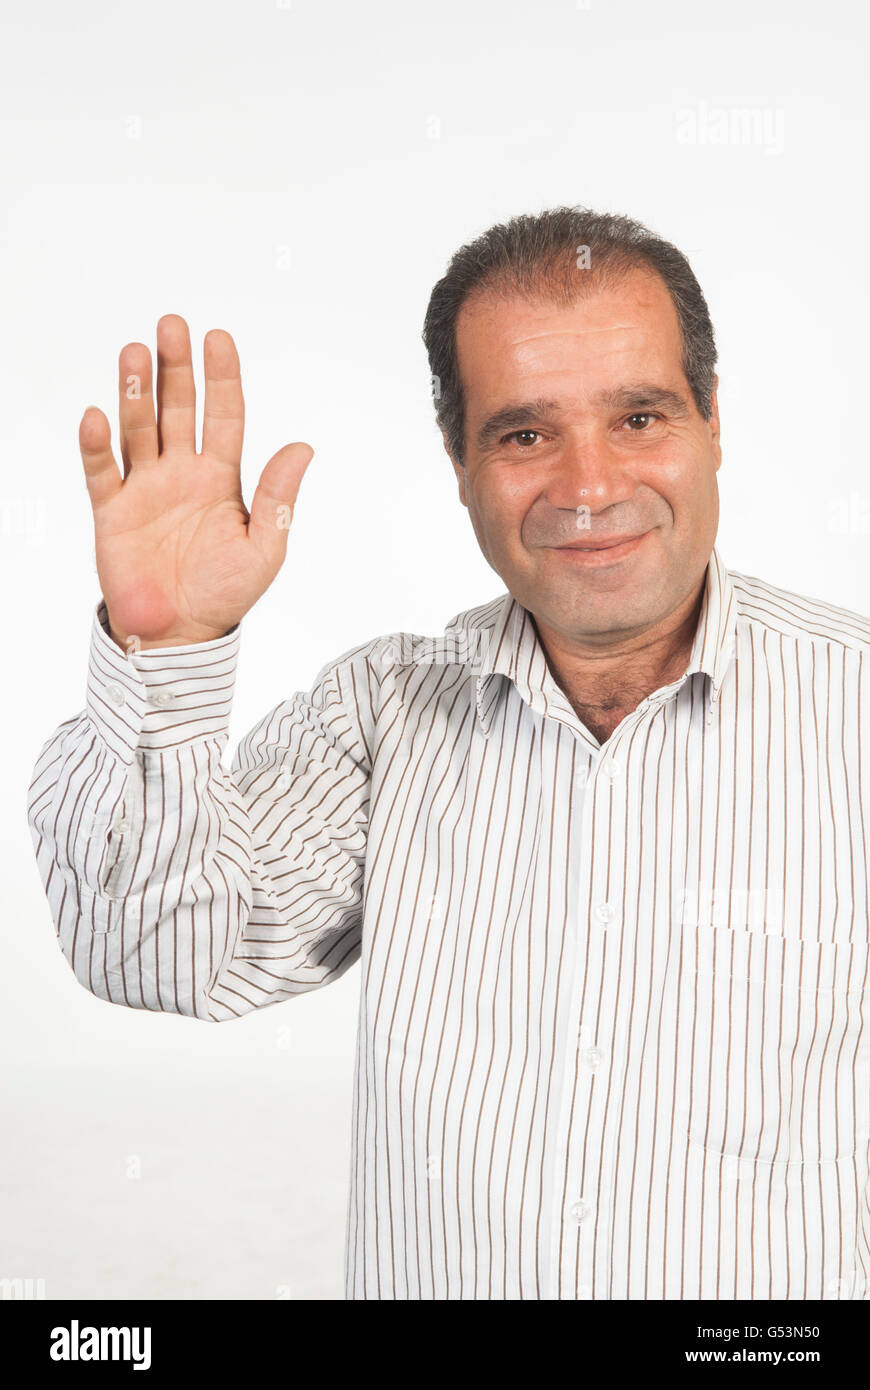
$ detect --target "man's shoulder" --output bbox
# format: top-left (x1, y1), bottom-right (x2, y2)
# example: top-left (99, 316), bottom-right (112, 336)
top-left (310, 592), bottom-right (511, 692)
top-left (728, 565), bottom-right (870, 656)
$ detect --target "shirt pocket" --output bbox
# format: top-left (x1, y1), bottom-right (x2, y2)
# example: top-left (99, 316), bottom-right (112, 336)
top-left (678, 923), bottom-right (870, 1166)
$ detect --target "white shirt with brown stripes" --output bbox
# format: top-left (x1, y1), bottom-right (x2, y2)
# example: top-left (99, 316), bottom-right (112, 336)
top-left (27, 545), bottom-right (870, 1299)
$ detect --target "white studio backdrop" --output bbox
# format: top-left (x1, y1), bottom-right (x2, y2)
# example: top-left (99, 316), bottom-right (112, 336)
top-left (1, 0), bottom-right (868, 1299)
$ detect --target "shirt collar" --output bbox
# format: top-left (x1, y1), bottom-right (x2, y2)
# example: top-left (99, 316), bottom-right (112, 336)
top-left (469, 544), bottom-right (739, 739)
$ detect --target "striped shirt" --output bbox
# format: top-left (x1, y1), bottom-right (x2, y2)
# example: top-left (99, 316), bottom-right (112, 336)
top-left (27, 545), bottom-right (870, 1300)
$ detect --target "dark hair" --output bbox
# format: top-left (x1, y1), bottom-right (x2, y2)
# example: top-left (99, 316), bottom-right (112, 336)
top-left (422, 206), bottom-right (717, 465)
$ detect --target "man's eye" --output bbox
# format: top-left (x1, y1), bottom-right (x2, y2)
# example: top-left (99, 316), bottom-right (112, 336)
top-left (504, 430), bottom-right (542, 447)
top-left (623, 413), bottom-right (660, 431)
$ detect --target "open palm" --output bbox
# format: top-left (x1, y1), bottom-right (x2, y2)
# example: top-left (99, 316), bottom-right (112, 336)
top-left (79, 314), bottom-right (313, 650)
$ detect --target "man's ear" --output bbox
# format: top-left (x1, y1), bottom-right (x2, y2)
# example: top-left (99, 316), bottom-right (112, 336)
top-left (442, 432), bottom-right (468, 507)
top-left (709, 374), bottom-right (722, 473)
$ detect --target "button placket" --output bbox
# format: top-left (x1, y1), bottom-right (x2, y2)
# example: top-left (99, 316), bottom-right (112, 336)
top-left (569, 741), bottom-right (625, 1295)
top-left (548, 733), bottom-right (615, 1298)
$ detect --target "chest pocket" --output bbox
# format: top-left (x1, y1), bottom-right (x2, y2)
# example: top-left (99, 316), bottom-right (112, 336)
top-left (680, 924), bottom-right (870, 1166)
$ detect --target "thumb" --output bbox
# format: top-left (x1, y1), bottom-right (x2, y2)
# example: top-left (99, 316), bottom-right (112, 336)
top-left (248, 441), bottom-right (314, 567)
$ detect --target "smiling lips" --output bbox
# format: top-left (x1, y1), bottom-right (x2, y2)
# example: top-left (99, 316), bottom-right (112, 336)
top-left (558, 534), bottom-right (644, 550)
top-left (555, 528), bottom-right (644, 550)
top-left (549, 531), bottom-right (650, 562)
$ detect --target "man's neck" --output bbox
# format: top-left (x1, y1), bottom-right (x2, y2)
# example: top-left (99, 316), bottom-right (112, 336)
top-left (531, 579), bottom-right (706, 746)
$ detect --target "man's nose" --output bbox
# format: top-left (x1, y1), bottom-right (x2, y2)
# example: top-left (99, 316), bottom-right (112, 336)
top-left (542, 432), bottom-right (635, 512)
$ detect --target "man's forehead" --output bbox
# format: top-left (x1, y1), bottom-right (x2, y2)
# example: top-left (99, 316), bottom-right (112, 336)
top-left (456, 266), bottom-right (676, 335)
top-left (455, 282), bottom-right (682, 389)
top-left (456, 279), bottom-right (684, 401)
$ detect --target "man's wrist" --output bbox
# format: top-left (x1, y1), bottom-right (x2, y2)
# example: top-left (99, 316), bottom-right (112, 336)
top-left (89, 599), bottom-right (242, 763)
top-left (107, 627), bottom-right (233, 653)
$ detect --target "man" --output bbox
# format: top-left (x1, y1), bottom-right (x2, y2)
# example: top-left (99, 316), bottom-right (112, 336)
top-left (28, 207), bottom-right (870, 1300)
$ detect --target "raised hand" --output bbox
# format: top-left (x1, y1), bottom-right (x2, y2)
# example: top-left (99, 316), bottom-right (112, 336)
top-left (79, 314), bottom-right (313, 650)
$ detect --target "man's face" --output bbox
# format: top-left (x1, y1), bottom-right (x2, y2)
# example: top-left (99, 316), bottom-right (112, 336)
top-left (449, 267), bottom-right (721, 645)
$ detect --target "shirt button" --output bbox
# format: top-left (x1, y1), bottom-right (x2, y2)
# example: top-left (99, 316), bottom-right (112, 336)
top-left (582, 1045), bottom-right (606, 1070)
top-left (594, 902), bottom-right (615, 924)
top-left (150, 690), bottom-right (176, 707)
top-left (569, 1199), bottom-right (594, 1224)
top-left (603, 757), bottom-right (621, 779)
top-left (105, 683), bottom-right (126, 707)
top-left (112, 816), bottom-right (130, 835)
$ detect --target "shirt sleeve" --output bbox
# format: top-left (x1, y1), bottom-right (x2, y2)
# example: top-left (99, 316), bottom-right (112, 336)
top-left (26, 600), bottom-right (372, 1021)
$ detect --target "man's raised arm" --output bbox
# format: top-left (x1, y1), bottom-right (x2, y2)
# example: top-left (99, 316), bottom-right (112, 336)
top-left (26, 315), bottom-right (370, 1020)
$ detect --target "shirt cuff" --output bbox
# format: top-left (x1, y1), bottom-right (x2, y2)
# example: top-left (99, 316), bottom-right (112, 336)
top-left (85, 599), bottom-right (241, 764)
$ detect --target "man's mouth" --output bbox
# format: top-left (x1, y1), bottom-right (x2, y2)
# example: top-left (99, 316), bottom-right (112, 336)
top-left (547, 531), bottom-right (651, 564)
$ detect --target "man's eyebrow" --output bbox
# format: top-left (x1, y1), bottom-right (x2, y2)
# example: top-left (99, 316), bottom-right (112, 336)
top-left (475, 399), bottom-right (563, 452)
top-left (590, 384), bottom-right (692, 417)
top-left (474, 385), bottom-right (693, 451)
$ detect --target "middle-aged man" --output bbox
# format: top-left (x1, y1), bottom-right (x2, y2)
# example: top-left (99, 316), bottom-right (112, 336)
top-left (28, 208), bottom-right (870, 1301)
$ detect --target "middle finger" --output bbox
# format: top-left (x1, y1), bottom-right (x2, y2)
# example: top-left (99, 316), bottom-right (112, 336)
top-left (155, 313), bottom-right (197, 454)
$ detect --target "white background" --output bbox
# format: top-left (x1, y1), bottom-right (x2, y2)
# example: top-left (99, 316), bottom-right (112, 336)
top-left (2, 0), bottom-right (869, 1299)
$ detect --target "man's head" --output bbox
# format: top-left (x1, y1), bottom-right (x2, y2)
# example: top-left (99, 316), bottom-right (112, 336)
top-left (422, 208), bottom-right (721, 650)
